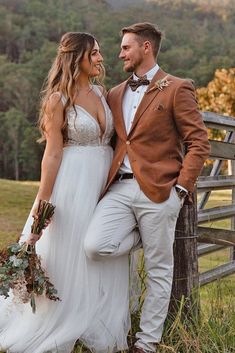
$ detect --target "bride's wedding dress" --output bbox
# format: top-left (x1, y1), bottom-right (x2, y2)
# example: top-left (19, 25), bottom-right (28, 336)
top-left (0, 86), bottom-right (130, 353)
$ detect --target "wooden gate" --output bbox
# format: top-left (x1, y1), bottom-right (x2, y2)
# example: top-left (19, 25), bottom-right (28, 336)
top-left (171, 111), bottom-right (235, 313)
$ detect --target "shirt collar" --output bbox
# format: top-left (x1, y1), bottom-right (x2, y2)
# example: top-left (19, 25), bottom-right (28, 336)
top-left (133, 64), bottom-right (159, 81)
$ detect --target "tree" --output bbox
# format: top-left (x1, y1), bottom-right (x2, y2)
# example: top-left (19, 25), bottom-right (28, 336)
top-left (20, 125), bottom-right (43, 180)
top-left (197, 68), bottom-right (235, 174)
top-left (197, 68), bottom-right (235, 117)
top-left (1, 0), bottom-right (235, 180)
top-left (1, 108), bottom-right (29, 180)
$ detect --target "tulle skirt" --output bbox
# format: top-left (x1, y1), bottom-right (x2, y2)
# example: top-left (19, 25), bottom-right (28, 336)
top-left (0, 145), bottom-right (131, 353)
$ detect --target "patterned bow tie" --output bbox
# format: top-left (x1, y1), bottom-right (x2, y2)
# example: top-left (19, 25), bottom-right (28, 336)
top-left (128, 75), bottom-right (150, 91)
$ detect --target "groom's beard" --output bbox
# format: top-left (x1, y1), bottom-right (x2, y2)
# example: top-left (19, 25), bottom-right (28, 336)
top-left (123, 57), bottom-right (143, 73)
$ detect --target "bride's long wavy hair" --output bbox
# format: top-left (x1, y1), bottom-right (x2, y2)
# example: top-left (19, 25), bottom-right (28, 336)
top-left (38, 32), bottom-right (105, 142)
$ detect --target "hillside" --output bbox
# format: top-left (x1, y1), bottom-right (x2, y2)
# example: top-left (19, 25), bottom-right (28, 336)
top-left (0, 0), bottom-right (235, 181)
top-left (106, 0), bottom-right (143, 8)
top-left (106, 0), bottom-right (235, 10)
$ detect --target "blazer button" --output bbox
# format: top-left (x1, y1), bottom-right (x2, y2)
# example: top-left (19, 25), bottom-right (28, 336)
top-left (126, 140), bottom-right (131, 145)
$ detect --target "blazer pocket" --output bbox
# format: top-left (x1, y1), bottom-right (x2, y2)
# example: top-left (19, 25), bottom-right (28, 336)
top-left (153, 103), bottom-right (166, 112)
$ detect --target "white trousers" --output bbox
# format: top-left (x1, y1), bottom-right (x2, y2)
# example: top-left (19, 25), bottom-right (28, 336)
top-left (84, 179), bottom-right (182, 352)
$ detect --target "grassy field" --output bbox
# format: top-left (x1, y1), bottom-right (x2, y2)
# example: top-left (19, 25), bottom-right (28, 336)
top-left (0, 179), bottom-right (39, 248)
top-left (1, 179), bottom-right (234, 277)
top-left (0, 179), bottom-right (235, 352)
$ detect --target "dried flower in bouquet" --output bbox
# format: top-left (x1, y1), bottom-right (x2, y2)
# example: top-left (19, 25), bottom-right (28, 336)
top-left (0, 200), bottom-right (60, 313)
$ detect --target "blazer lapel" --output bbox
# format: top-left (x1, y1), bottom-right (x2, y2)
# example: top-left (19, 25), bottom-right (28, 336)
top-left (111, 80), bottom-right (129, 138)
top-left (128, 68), bottom-right (168, 136)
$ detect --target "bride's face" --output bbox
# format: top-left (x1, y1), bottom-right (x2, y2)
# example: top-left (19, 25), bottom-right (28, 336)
top-left (80, 41), bottom-right (103, 78)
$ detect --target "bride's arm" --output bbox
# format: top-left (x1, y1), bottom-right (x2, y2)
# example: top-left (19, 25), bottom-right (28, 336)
top-left (36, 93), bottom-right (64, 204)
top-left (26, 94), bottom-right (64, 245)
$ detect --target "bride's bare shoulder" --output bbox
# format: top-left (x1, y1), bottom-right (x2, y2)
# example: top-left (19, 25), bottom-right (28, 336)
top-left (94, 85), bottom-right (107, 99)
top-left (47, 92), bottom-right (63, 108)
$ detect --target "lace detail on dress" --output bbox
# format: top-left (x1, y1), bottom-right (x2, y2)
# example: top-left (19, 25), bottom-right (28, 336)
top-left (62, 86), bottom-right (114, 147)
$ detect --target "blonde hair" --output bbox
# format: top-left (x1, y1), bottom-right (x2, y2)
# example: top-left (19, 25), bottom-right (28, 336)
top-left (38, 32), bottom-right (105, 142)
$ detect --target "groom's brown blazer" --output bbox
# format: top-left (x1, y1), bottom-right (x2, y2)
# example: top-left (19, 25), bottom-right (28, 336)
top-left (104, 68), bottom-right (210, 203)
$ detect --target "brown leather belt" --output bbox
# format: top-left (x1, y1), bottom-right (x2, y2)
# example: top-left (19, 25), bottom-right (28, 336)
top-left (114, 173), bottom-right (135, 181)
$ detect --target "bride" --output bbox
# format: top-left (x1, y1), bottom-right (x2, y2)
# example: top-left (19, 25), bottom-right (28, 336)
top-left (0, 32), bottom-right (131, 353)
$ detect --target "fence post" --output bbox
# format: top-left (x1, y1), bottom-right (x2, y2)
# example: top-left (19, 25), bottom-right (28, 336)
top-left (231, 158), bottom-right (235, 261)
top-left (169, 190), bottom-right (199, 318)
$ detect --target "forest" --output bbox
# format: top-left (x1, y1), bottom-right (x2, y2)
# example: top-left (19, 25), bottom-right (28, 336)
top-left (0, 0), bottom-right (235, 180)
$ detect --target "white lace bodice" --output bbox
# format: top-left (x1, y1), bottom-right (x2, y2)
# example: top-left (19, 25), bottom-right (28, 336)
top-left (62, 86), bottom-right (114, 147)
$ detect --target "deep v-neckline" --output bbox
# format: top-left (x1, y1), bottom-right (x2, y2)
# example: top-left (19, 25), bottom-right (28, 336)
top-left (74, 87), bottom-right (107, 142)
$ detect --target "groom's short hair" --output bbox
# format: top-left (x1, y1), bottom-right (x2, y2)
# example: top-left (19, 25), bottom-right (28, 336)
top-left (120, 22), bottom-right (162, 58)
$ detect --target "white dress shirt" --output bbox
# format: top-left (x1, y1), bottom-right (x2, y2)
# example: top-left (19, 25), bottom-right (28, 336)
top-left (120, 64), bottom-right (159, 173)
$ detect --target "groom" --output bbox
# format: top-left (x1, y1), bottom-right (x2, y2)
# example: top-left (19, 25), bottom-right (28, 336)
top-left (85, 22), bottom-right (210, 352)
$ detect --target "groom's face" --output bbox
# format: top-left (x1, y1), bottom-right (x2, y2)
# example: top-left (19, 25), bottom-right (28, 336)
top-left (119, 33), bottom-right (145, 73)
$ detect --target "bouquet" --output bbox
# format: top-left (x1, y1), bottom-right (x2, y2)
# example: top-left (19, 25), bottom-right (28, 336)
top-left (0, 200), bottom-right (60, 313)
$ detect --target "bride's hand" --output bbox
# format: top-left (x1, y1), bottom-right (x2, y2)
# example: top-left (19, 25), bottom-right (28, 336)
top-left (26, 231), bottom-right (43, 246)
top-left (43, 218), bottom-right (52, 229)
top-left (32, 200), bottom-right (40, 220)
top-left (32, 201), bottom-right (52, 228)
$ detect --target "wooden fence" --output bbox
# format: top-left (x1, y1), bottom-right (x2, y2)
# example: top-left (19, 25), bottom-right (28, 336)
top-left (170, 111), bottom-right (235, 314)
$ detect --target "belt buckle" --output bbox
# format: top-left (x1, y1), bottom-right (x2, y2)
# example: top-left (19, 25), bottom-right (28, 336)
top-left (118, 174), bottom-right (124, 181)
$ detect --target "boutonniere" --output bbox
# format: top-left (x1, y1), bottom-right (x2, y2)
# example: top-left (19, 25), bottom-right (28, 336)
top-left (148, 75), bottom-right (172, 93)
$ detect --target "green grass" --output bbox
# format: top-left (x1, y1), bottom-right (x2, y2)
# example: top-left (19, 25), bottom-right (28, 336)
top-left (0, 179), bottom-right (39, 249)
top-left (0, 180), bottom-right (235, 352)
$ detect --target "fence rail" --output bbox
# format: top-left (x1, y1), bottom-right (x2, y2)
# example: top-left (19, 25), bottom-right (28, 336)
top-left (197, 243), bottom-right (224, 256)
top-left (198, 204), bottom-right (235, 223)
top-left (200, 262), bottom-right (235, 286)
top-left (197, 175), bottom-right (235, 191)
top-left (198, 226), bottom-right (235, 246)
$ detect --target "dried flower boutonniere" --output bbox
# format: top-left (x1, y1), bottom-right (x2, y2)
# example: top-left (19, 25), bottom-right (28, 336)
top-left (148, 75), bottom-right (172, 93)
